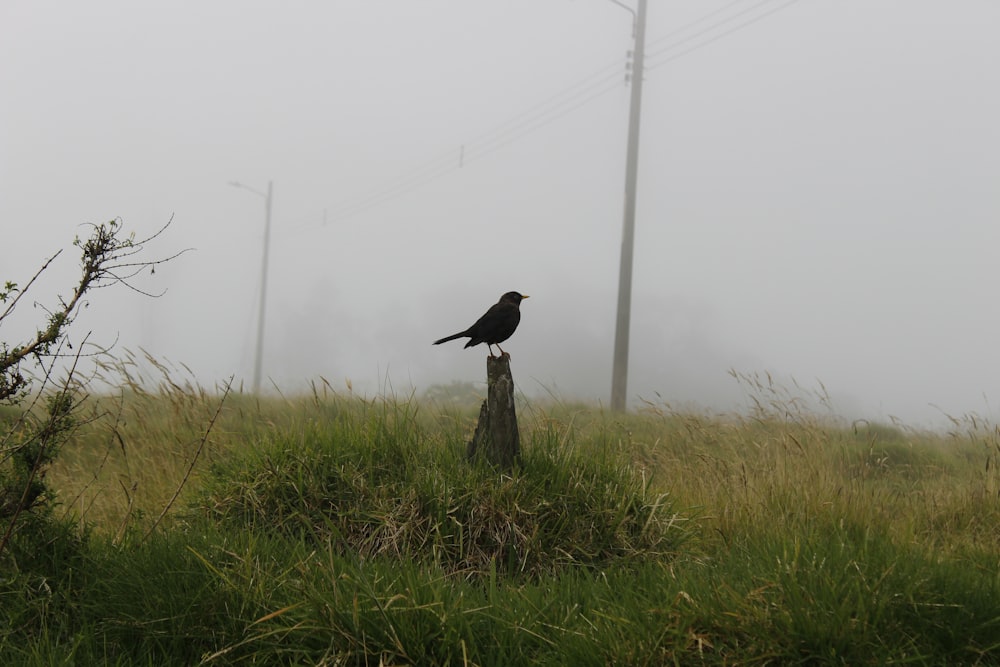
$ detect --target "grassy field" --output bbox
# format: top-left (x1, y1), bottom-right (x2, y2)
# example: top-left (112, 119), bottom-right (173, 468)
top-left (3, 363), bottom-right (1000, 665)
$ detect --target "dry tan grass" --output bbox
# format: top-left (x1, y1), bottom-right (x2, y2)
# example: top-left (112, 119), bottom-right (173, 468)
top-left (46, 356), bottom-right (1000, 566)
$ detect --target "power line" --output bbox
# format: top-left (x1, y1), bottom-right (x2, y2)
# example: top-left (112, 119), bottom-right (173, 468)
top-left (461, 73), bottom-right (624, 165)
top-left (322, 72), bottom-right (626, 225)
top-left (645, 0), bottom-right (760, 50)
top-left (462, 62), bottom-right (624, 148)
top-left (646, 0), bottom-right (802, 70)
top-left (320, 161), bottom-right (460, 226)
top-left (316, 0), bottom-right (802, 226)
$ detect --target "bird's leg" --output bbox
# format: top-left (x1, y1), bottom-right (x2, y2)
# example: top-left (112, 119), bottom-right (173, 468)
top-left (487, 344), bottom-right (496, 358)
top-left (496, 344), bottom-right (508, 359)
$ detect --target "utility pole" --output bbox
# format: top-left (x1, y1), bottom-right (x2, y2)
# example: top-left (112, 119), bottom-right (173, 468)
top-left (611, 0), bottom-right (647, 412)
top-left (229, 180), bottom-right (273, 394)
top-left (254, 180), bottom-right (273, 394)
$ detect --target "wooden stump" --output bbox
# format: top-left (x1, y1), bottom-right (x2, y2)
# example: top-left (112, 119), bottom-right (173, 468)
top-left (467, 354), bottom-right (521, 469)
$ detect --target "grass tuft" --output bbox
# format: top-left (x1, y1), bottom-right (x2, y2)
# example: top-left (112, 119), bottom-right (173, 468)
top-left (197, 394), bottom-right (687, 579)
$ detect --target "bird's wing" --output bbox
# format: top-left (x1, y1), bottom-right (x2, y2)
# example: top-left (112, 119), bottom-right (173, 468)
top-left (471, 302), bottom-right (511, 330)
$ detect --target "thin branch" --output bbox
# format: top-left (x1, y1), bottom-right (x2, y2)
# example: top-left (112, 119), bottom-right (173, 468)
top-left (0, 250), bottom-right (63, 323)
top-left (142, 376), bottom-right (233, 543)
top-left (2, 218), bottom-right (186, 402)
top-left (60, 389), bottom-right (126, 523)
top-left (0, 333), bottom-right (89, 554)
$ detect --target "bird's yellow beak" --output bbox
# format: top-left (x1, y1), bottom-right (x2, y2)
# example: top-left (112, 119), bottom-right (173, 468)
top-left (522, 295), bottom-right (530, 299)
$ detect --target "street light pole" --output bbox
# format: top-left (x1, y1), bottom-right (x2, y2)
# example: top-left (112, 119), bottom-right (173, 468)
top-left (229, 180), bottom-right (273, 394)
top-left (611, 0), bottom-right (647, 412)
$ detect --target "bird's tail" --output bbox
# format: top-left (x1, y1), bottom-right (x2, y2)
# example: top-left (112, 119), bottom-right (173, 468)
top-left (433, 331), bottom-right (467, 345)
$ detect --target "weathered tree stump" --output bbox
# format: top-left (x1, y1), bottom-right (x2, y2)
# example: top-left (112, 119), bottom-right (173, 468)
top-left (467, 354), bottom-right (520, 469)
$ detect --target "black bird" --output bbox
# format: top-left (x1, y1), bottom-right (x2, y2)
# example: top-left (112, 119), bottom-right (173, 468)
top-left (433, 291), bottom-right (529, 357)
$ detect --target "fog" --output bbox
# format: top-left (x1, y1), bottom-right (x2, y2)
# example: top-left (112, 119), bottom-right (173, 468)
top-left (3, 1), bottom-right (998, 428)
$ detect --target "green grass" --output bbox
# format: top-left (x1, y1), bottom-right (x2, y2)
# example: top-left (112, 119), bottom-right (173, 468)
top-left (3, 366), bottom-right (1000, 665)
top-left (196, 399), bottom-right (683, 579)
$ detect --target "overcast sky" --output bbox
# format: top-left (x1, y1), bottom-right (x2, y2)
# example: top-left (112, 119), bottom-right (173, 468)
top-left (2, 1), bottom-right (998, 428)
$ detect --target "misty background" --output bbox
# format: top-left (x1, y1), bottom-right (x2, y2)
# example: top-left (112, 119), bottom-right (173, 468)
top-left (2, 1), bottom-right (998, 428)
